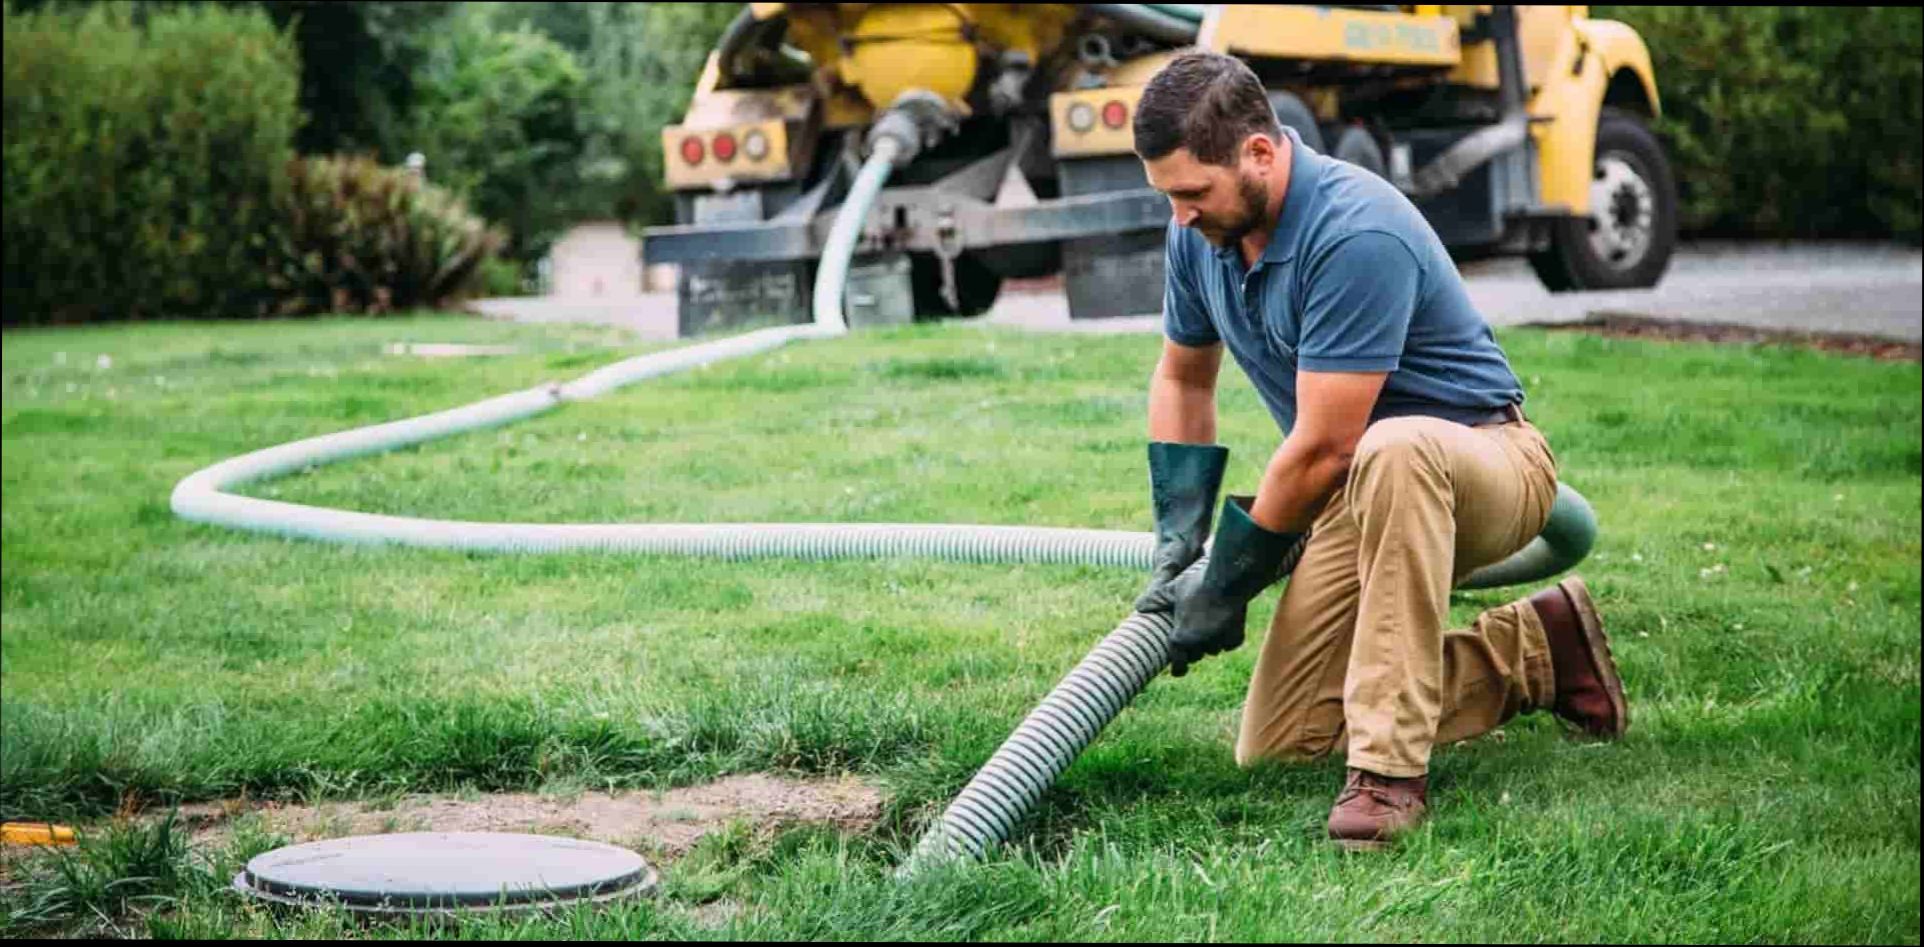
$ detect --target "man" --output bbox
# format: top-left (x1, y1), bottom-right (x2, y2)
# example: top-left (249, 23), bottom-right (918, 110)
top-left (1130, 51), bottom-right (1628, 850)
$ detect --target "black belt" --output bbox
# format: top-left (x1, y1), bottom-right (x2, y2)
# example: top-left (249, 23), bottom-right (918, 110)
top-left (1370, 402), bottom-right (1527, 427)
top-left (1475, 403), bottom-right (1528, 426)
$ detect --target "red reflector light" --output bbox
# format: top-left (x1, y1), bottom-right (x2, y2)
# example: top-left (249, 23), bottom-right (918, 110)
top-left (1101, 100), bottom-right (1128, 129)
top-left (680, 136), bottom-right (704, 165)
top-left (713, 132), bottom-right (738, 162)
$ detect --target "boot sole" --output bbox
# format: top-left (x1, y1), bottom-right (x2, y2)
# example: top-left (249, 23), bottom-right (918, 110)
top-left (1559, 576), bottom-right (1629, 739)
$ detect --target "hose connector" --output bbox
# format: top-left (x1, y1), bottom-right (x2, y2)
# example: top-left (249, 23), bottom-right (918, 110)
top-left (865, 89), bottom-right (961, 168)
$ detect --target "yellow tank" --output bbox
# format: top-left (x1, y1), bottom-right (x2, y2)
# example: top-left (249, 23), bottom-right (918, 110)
top-left (764, 3), bottom-right (1080, 118)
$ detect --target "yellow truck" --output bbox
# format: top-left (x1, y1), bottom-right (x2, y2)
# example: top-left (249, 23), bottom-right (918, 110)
top-left (642, 4), bottom-right (1674, 333)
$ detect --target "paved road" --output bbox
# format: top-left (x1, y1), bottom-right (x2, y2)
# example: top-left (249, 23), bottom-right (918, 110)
top-left (471, 241), bottom-right (1921, 343)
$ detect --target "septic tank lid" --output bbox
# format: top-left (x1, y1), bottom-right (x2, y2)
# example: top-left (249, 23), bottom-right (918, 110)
top-left (232, 832), bottom-right (657, 914)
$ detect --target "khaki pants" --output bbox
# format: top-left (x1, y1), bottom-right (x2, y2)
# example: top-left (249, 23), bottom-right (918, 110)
top-left (1235, 416), bottom-right (1562, 778)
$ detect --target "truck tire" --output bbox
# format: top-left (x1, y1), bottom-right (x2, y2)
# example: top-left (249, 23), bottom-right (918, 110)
top-left (1528, 107), bottom-right (1677, 292)
top-left (1267, 91), bottom-right (1324, 152)
top-left (1329, 124), bottom-right (1387, 178)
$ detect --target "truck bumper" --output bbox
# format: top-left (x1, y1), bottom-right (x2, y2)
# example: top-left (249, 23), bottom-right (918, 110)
top-left (641, 186), bottom-right (1171, 265)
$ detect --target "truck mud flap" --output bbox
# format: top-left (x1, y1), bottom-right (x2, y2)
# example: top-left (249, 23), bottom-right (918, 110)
top-left (1064, 231), bottom-right (1164, 321)
top-left (678, 259), bottom-right (814, 337)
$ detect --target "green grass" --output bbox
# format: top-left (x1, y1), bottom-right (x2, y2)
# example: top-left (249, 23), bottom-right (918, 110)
top-left (2, 313), bottom-right (1918, 941)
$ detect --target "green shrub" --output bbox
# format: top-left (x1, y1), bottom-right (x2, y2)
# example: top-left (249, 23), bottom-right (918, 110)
top-left (1, 1), bottom-right (302, 325)
top-left (1595, 6), bottom-right (1922, 241)
top-left (263, 155), bottom-right (505, 315)
top-left (479, 256), bottom-right (532, 298)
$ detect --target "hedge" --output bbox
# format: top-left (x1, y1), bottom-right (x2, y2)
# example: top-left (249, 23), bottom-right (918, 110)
top-left (1594, 5), bottom-right (1922, 241)
top-left (2, 2), bottom-right (301, 325)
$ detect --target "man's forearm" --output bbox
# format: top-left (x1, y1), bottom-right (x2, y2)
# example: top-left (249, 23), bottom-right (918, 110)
top-left (1247, 436), bottom-right (1352, 534)
top-left (1147, 374), bottom-right (1217, 444)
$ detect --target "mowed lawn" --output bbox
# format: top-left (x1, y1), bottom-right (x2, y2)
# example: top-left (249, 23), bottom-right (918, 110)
top-left (1, 314), bottom-right (1917, 941)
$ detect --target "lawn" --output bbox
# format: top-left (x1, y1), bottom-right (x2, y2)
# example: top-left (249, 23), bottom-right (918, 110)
top-left (2, 314), bottom-right (1918, 941)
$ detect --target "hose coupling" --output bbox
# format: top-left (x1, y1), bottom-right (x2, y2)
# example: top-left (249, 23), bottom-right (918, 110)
top-left (865, 89), bottom-right (962, 168)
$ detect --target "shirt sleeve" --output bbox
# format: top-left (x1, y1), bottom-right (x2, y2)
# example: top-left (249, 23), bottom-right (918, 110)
top-left (1162, 221), bottom-right (1220, 347)
top-left (1295, 230), bottom-right (1421, 372)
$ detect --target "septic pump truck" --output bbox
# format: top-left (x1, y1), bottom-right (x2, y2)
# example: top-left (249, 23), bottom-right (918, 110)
top-left (641, 4), bottom-right (1673, 336)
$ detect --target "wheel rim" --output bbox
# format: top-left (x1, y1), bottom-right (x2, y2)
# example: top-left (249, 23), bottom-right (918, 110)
top-left (1586, 152), bottom-right (1656, 272)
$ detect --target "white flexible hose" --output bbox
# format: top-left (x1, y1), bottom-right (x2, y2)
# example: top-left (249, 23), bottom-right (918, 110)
top-left (168, 138), bottom-right (1165, 569)
top-left (812, 136), bottom-right (903, 333)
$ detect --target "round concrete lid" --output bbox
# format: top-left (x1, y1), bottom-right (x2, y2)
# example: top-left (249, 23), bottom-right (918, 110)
top-left (235, 832), bottom-right (656, 912)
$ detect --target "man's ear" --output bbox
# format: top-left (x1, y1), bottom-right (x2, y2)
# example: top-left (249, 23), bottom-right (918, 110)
top-left (1244, 132), bottom-right (1278, 172)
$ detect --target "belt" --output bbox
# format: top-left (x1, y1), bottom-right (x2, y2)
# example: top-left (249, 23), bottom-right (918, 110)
top-left (1372, 402), bottom-right (1528, 427)
top-left (1474, 403), bottom-right (1528, 426)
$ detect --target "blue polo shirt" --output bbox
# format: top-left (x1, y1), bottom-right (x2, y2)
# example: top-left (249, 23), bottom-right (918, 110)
top-left (1163, 126), bottom-right (1524, 433)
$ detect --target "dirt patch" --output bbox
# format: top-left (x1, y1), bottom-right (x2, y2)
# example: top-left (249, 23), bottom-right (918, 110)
top-left (1536, 312), bottom-right (1921, 361)
top-left (163, 774), bottom-right (883, 861)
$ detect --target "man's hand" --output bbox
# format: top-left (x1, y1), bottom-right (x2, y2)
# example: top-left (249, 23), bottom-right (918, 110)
top-left (1158, 565), bottom-right (1247, 674)
top-left (1134, 442), bottom-right (1229, 614)
top-left (1166, 496), bottom-right (1311, 677)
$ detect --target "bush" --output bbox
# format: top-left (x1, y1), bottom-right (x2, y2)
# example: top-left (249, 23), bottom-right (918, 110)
top-left (1594, 6), bottom-right (1923, 241)
top-left (402, 9), bottom-right (589, 266)
top-left (479, 256), bottom-right (531, 298)
top-left (263, 155), bottom-right (505, 315)
top-left (1, 1), bottom-right (302, 325)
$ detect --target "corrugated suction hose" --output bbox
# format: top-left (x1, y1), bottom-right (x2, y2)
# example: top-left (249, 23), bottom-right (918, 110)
top-left (899, 578), bottom-right (1190, 875)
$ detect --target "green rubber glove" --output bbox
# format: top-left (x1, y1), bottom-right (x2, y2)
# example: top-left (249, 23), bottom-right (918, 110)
top-left (1134, 442), bottom-right (1230, 615)
top-left (1165, 495), bottom-right (1311, 678)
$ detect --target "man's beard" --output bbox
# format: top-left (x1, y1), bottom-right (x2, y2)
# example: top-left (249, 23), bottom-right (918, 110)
top-left (1196, 174), bottom-right (1272, 248)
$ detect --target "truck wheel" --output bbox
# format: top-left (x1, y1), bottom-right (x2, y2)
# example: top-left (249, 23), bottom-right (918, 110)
top-left (1330, 125), bottom-right (1387, 178)
top-left (910, 252), bottom-right (1002, 318)
top-left (1529, 107), bottom-right (1677, 292)
top-left (1267, 91), bottom-right (1324, 151)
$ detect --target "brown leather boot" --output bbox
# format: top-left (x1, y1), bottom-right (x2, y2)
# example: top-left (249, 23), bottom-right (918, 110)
top-left (1528, 575), bottom-right (1629, 739)
top-left (1326, 768), bottom-right (1428, 851)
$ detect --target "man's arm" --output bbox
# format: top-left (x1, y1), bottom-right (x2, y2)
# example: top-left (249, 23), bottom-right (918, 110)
top-left (1245, 231), bottom-right (1417, 533)
top-left (1148, 338), bottom-right (1223, 443)
top-left (1246, 370), bottom-right (1387, 533)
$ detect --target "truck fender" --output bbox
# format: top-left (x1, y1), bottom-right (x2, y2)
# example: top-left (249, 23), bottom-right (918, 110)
top-left (1529, 17), bottom-right (1660, 217)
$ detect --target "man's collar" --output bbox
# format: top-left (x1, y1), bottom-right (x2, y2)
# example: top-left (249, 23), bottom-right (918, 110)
top-left (1265, 124), bottom-right (1323, 264)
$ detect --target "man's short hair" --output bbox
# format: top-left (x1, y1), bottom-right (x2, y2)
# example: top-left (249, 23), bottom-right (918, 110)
top-left (1133, 50), bottom-right (1281, 166)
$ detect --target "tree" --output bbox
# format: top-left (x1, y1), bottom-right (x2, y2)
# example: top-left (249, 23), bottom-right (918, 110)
top-left (255, 1), bottom-right (458, 160)
top-left (573, 2), bottom-right (743, 225)
top-left (403, 6), bottom-right (589, 263)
